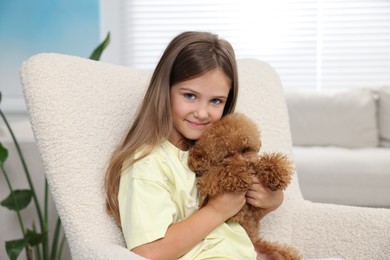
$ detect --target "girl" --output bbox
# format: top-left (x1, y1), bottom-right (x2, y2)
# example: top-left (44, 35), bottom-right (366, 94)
top-left (105, 31), bottom-right (283, 260)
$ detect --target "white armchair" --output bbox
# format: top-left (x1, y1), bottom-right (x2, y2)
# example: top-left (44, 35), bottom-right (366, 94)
top-left (21, 53), bottom-right (390, 259)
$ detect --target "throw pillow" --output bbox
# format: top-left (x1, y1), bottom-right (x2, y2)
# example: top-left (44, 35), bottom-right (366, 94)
top-left (285, 88), bottom-right (378, 148)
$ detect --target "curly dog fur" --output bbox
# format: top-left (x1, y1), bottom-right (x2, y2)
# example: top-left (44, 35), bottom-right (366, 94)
top-left (188, 113), bottom-right (301, 260)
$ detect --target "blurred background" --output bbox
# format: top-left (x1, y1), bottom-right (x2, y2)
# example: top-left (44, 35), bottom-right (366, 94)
top-left (1, 0), bottom-right (390, 118)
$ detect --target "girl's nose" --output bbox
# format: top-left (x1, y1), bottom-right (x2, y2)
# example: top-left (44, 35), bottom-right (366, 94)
top-left (194, 103), bottom-right (209, 119)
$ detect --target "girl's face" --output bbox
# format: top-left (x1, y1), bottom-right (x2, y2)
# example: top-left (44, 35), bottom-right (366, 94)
top-left (169, 69), bottom-right (231, 150)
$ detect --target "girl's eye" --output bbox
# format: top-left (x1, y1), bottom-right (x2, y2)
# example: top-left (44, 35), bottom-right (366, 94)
top-left (184, 93), bottom-right (196, 100)
top-left (211, 98), bottom-right (222, 105)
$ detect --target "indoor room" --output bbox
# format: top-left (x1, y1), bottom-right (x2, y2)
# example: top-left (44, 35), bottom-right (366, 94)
top-left (1, 1), bottom-right (389, 259)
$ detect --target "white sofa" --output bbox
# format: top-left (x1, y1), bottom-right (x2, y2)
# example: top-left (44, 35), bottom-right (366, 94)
top-left (285, 87), bottom-right (390, 207)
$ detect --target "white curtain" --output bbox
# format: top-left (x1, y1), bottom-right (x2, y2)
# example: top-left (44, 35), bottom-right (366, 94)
top-left (120, 0), bottom-right (390, 90)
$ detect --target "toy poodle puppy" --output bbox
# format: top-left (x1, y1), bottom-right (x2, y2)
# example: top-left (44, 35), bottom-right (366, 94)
top-left (188, 113), bottom-right (301, 260)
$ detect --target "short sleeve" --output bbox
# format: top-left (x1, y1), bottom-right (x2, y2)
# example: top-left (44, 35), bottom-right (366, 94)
top-left (118, 154), bottom-right (177, 250)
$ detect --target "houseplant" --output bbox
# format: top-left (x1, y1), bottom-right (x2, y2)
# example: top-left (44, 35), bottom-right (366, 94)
top-left (0, 32), bottom-right (110, 260)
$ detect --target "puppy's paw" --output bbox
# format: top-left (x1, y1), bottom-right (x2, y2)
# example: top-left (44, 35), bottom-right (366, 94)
top-left (254, 153), bottom-right (294, 190)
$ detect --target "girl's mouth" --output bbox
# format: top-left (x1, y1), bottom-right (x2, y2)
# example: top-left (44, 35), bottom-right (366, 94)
top-left (186, 120), bottom-right (209, 129)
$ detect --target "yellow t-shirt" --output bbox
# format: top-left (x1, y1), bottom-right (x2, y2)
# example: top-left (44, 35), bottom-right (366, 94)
top-left (118, 140), bottom-right (257, 259)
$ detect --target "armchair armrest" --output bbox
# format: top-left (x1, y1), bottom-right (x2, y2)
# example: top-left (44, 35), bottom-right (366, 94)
top-left (293, 201), bottom-right (390, 259)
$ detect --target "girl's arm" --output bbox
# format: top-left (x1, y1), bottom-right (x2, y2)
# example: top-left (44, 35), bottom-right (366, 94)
top-left (245, 176), bottom-right (284, 218)
top-left (131, 191), bottom-right (246, 260)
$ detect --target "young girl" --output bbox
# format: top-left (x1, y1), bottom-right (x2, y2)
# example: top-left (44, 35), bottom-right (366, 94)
top-left (105, 31), bottom-right (284, 260)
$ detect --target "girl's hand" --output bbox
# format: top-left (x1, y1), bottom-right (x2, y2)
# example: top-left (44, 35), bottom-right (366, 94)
top-left (246, 176), bottom-right (284, 212)
top-left (207, 191), bottom-right (246, 220)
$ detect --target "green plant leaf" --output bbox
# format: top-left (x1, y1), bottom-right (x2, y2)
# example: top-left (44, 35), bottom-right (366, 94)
top-left (1, 189), bottom-right (32, 210)
top-left (0, 143), bottom-right (8, 166)
top-left (51, 217), bottom-right (62, 259)
top-left (89, 32), bottom-right (110, 61)
top-left (5, 238), bottom-right (27, 260)
top-left (26, 229), bottom-right (46, 246)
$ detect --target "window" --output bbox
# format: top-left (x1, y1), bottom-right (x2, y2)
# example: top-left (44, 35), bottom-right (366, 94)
top-left (105, 0), bottom-right (390, 90)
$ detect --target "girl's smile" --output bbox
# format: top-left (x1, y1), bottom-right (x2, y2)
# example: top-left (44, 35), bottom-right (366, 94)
top-left (169, 68), bottom-right (231, 150)
top-left (185, 119), bottom-right (209, 129)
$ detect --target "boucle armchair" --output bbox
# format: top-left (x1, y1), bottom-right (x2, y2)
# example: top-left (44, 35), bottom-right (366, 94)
top-left (21, 53), bottom-right (390, 259)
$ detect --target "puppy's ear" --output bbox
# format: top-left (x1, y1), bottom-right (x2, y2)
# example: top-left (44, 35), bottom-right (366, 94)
top-left (188, 147), bottom-right (211, 176)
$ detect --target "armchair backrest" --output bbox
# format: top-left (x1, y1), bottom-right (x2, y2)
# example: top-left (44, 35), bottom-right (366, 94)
top-left (21, 53), bottom-right (302, 259)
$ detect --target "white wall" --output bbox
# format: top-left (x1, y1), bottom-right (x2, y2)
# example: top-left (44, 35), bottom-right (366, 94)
top-left (99, 0), bottom-right (123, 66)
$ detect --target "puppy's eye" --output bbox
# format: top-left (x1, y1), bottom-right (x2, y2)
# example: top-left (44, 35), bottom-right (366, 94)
top-left (241, 147), bottom-right (250, 154)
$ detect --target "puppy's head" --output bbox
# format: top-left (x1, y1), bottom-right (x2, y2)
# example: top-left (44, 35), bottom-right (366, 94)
top-left (188, 113), bottom-right (261, 175)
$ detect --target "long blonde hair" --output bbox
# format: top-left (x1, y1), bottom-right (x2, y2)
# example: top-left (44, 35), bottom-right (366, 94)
top-left (105, 31), bottom-right (239, 225)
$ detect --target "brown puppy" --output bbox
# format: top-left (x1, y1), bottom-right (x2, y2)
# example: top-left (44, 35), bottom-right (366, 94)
top-left (188, 113), bottom-right (301, 260)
